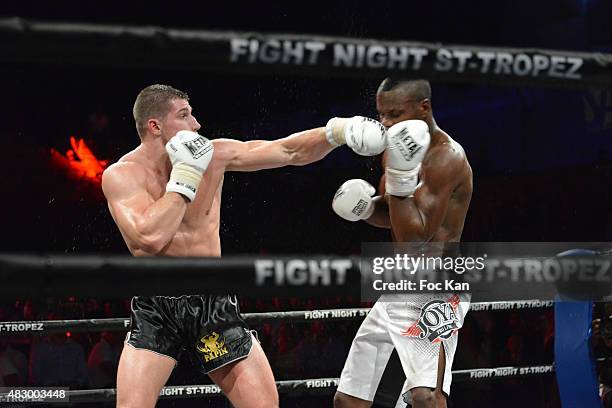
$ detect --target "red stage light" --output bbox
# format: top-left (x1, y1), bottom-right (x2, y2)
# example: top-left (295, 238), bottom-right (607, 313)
top-left (50, 136), bottom-right (108, 183)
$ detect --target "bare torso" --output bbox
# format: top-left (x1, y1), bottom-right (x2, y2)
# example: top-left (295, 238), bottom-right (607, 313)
top-left (382, 128), bottom-right (473, 243)
top-left (104, 125), bottom-right (332, 259)
top-left (111, 145), bottom-right (228, 257)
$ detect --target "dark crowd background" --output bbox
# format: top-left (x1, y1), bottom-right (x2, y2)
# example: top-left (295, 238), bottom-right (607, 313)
top-left (0, 1), bottom-right (611, 407)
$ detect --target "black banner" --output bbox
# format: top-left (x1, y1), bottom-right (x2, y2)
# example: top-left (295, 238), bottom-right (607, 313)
top-left (1, 245), bottom-right (611, 300)
top-left (0, 254), bottom-right (361, 298)
top-left (1, 17), bottom-right (611, 88)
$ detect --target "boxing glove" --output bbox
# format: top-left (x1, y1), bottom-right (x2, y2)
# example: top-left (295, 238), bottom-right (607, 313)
top-left (385, 120), bottom-right (430, 197)
top-left (325, 116), bottom-right (387, 156)
top-left (165, 130), bottom-right (214, 201)
top-left (332, 179), bottom-right (376, 222)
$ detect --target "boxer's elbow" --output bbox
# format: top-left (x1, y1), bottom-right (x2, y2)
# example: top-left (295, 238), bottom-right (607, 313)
top-left (132, 222), bottom-right (168, 254)
top-left (396, 232), bottom-right (429, 244)
top-left (137, 236), bottom-right (167, 255)
top-left (282, 145), bottom-right (307, 166)
top-left (394, 223), bottom-right (430, 243)
top-left (279, 134), bottom-right (323, 166)
top-left (285, 144), bottom-right (325, 166)
top-left (288, 150), bottom-right (310, 166)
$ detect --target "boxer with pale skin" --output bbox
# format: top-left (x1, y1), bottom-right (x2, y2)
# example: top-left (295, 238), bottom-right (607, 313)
top-left (102, 84), bottom-right (386, 408)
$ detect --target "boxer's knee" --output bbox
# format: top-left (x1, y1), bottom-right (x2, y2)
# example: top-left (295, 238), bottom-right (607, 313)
top-left (116, 396), bottom-right (156, 408)
top-left (411, 387), bottom-right (436, 408)
top-left (116, 382), bottom-right (160, 408)
top-left (333, 391), bottom-right (371, 408)
top-left (252, 385), bottom-right (279, 408)
top-left (333, 392), bottom-right (349, 408)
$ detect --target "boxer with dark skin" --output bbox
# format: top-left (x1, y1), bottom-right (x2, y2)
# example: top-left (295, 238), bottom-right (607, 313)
top-left (333, 78), bottom-right (473, 408)
top-left (369, 78), bottom-right (472, 242)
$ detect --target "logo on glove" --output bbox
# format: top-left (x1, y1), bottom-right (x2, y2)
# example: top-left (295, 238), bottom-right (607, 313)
top-left (401, 295), bottom-right (460, 343)
top-left (352, 199), bottom-right (369, 216)
top-left (394, 128), bottom-right (423, 161)
top-left (361, 117), bottom-right (386, 134)
top-left (182, 136), bottom-right (213, 159)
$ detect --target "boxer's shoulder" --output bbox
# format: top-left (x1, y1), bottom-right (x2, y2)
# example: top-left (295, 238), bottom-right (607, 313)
top-left (420, 144), bottom-right (471, 191)
top-left (104, 158), bottom-right (146, 179)
top-left (102, 159), bottom-right (148, 195)
top-left (424, 129), bottom-right (468, 166)
top-left (423, 143), bottom-right (464, 170)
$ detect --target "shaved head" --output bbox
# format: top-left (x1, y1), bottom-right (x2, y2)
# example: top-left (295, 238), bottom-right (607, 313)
top-left (375, 78), bottom-right (433, 127)
top-left (377, 78), bottom-right (431, 103)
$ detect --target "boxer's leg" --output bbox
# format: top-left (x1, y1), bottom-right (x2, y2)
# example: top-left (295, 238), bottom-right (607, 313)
top-left (334, 302), bottom-right (396, 408)
top-left (208, 335), bottom-right (278, 408)
top-left (409, 342), bottom-right (447, 408)
top-left (116, 344), bottom-right (176, 408)
top-left (117, 296), bottom-right (180, 408)
top-left (189, 295), bottom-right (278, 408)
top-left (389, 294), bottom-right (470, 408)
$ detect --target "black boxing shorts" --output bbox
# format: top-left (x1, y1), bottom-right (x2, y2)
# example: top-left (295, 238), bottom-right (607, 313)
top-left (125, 295), bottom-right (253, 373)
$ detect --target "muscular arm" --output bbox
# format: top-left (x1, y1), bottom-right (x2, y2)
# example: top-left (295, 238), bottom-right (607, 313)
top-left (363, 196), bottom-right (391, 228)
top-left (101, 163), bottom-right (188, 255)
top-left (364, 173), bottom-right (391, 229)
top-left (216, 127), bottom-right (335, 172)
top-left (388, 148), bottom-right (463, 242)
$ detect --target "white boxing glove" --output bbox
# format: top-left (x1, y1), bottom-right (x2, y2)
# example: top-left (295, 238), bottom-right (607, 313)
top-left (325, 116), bottom-right (387, 156)
top-left (332, 179), bottom-right (376, 222)
top-left (165, 130), bottom-right (214, 202)
top-left (385, 120), bottom-right (431, 197)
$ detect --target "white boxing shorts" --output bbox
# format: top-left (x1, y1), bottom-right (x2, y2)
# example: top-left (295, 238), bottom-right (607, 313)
top-left (337, 293), bottom-right (470, 402)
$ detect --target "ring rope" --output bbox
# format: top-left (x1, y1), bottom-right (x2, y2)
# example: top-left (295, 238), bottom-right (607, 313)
top-left (4, 365), bottom-right (553, 403)
top-left (0, 300), bottom-right (553, 336)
